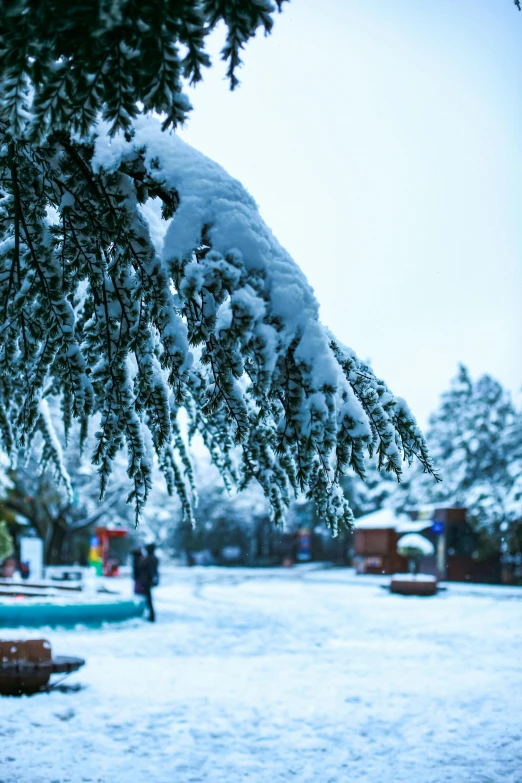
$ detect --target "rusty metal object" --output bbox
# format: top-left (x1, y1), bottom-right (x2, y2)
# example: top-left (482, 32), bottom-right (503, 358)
top-left (0, 639), bottom-right (85, 695)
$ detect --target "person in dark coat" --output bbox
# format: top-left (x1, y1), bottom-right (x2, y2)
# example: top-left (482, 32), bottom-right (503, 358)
top-left (138, 543), bottom-right (159, 622)
top-left (131, 548), bottom-right (144, 595)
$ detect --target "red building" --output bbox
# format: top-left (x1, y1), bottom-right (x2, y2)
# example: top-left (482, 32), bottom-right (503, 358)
top-left (354, 507), bottom-right (501, 583)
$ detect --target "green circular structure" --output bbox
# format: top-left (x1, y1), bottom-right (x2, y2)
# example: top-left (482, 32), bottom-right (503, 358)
top-left (0, 596), bottom-right (146, 628)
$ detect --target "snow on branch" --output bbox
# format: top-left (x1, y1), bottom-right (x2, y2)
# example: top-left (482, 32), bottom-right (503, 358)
top-left (0, 0), bottom-right (288, 141)
top-left (0, 115), bottom-right (436, 530)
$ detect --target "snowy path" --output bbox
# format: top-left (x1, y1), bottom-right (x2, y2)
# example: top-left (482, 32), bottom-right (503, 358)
top-left (1, 567), bottom-right (522, 783)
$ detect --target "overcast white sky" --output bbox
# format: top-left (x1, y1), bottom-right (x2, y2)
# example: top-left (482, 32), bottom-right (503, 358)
top-left (179, 0), bottom-right (522, 428)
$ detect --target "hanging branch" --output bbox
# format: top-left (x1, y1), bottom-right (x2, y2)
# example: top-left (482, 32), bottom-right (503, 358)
top-left (0, 113), bottom-right (437, 532)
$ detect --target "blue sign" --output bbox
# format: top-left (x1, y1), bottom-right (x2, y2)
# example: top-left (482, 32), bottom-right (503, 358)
top-left (431, 521), bottom-right (445, 535)
top-left (297, 529), bottom-right (311, 561)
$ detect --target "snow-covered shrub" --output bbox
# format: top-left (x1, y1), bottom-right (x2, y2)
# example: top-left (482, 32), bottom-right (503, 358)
top-left (397, 533), bottom-right (434, 575)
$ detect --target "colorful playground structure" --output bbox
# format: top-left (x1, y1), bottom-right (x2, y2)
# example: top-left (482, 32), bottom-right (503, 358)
top-left (88, 526), bottom-right (129, 577)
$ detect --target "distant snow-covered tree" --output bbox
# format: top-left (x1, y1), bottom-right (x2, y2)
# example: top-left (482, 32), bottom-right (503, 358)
top-left (291, 458), bottom-right (396, 538)
top-left (501, 412), bottom-right (522, 553)
top-left (0, 401), bottom-right (135, 563)
top-left (142, 452), bottom-right (271, 562)
top-left (0, 2), bottom-right (436, 532)
top-left (393, 365), bottom-right (522, 550)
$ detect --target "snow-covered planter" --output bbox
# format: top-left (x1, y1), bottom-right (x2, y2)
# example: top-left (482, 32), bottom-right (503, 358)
top-left (389, 572), bottom-right (438, 596)
top-left (392, 533), bottom-right (437, 595)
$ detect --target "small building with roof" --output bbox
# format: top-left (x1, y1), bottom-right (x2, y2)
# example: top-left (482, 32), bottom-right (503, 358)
top-left (353, 506), bottom-right (500, 582)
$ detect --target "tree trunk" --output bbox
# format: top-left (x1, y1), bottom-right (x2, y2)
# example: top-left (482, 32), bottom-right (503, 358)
top-left (408, 556), bottom-right (419, 577)
top-left (45, 522), bottom-right (67, 565)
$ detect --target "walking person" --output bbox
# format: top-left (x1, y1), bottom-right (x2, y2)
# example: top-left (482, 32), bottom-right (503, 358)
top-left (139, 543), bottom-right (159, 622)
top-left (131, 547), bottom-right (144, 595)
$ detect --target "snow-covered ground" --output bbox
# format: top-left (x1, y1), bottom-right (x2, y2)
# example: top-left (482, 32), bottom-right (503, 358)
top-left (1, 566), bottom-right (522, 783)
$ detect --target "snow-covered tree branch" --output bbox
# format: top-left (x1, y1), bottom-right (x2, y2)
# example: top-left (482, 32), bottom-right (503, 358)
top-left (0, 116), bottom-right (436, 530)
top-left (0, 404), bottom-right (135, 563)
top-left (0, 1), bottom-right (439, 531)
top-left (0, 0), bottom-right (288, 141)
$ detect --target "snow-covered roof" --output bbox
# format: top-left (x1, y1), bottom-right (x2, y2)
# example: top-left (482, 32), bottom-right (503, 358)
top-left (354, 508), bottom-right (431, 533)
top-left (395, 519), bottom-right (433, 533)
top-left (413, 505), bottom-right (438, 519)
top-left (354, 508), bottom-right (409, 530)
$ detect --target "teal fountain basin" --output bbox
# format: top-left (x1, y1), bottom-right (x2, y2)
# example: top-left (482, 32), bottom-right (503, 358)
top-left (0, 594), bottom-right (146, 627)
